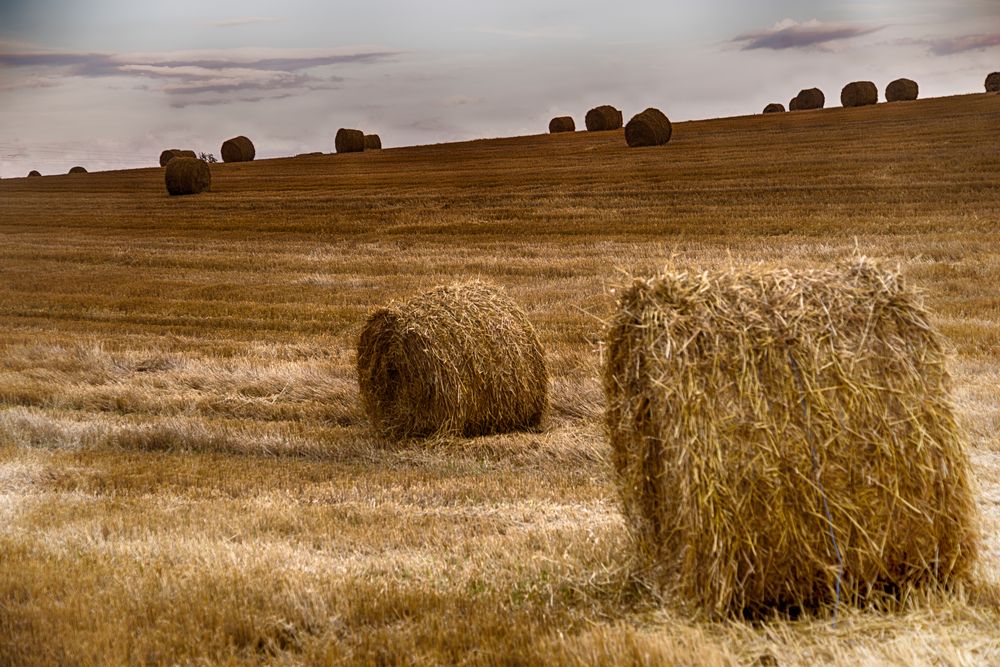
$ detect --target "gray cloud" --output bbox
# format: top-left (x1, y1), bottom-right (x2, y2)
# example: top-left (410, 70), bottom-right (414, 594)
top-left (922, 33), bottom-right (1000, 55)
top-left (732, 19), bottom-right (883, 51)
top-left (211, 16), bottom-right (283, 28)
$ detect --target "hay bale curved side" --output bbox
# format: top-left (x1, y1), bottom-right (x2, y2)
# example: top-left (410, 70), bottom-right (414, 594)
top-left (27, 170), bottom-right (41, 177)
top-left (220, 136), bottom-right (255, 163)
top-left (885, 78), bottom-right (919, 102)
top-left (363, 134), bottom-right (382, 150)
top-left (624, 108), bottom-right (672, 148)
top-left (841, 81), bottom-right (878, 107)
top-left (164, 157), bottom-right (211, 196)
top-left (548, 116), bottom-right (576, 133)
top-left (585, 105), bottom-right (623, 131)
top-left (603, 260), bottom-right (978, 617)
top-left (790, 88), bottom-right (825, 111)
top-left (335, 128), bottom-right (365, 153)
top-left (159, 149), bottom-right (198, 167)
top-left (68, 166), bottom-right (87, 174)
top-left (763, 103), bottom-right (786, 114)
top-left (357, 281), bottom-right (548, 439)
top-left (986, 72), bottom-right (1000, 92)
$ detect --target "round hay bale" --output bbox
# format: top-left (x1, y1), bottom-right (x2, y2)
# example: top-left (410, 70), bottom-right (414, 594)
top-left (841, 81), bottom-right (878, 107)
top-left (986, 72), bottom-right (1000, 93)
top-left (585, 105), bottom-right (623, 131)
top-left (295, 152), bottom-right (324, 158)
top-left (220, 136), bottom-right (255, 163)
top-left (790, 88), bottom-right (825, 111)
top-left (364, 134), bottom-right (382, 150)
top-left (885, 78), bottom-right (919, 102)
top-left (164, 157), bottom-right (211, 196)
top-left (335, 128), bottom-right (365, 154)
top-left (27, 170), bottom-right (41, 177)
top-left (624, 108), bottom-right (672, 148)
top-left (159, 149), bottom-right (197, 167)
top-left (763, 103), bottom-right (786, 114)
top-left (357, 280), bottom-right (548, 439)
top-left (68, 166), bottom-right (87, 174)
top-left (548, 116), bottom-right (576, 133)
top-left (603, 260), bottom-right (978, 617)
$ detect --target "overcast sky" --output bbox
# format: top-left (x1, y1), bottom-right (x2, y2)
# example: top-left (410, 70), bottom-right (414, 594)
top-left (1, 0), bottom-right (998, 177)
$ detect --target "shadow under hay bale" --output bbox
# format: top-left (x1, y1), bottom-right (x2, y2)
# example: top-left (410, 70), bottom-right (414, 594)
top-left (986, 72), bottom-right (1000, 92)
top-left (158, 149), bottom-right (197, 167)
top-left (602, 260), bottom-right (978, 618)
top-left (763, 103), bottom-right (786, 114)
top-left (364, 134), bottom-right (382, 150)
top-left (624, 108), bottom-right (672, 148)
top-left (357, 280), bottom-right (548, 439)
top-left (164, 157), bottom-right (211, 196)
top-left (585, 105), bottom-right (623, 131)
top-left (790, 88), bottom-right (825, 111)
top-left (68, 166), bottom-right (87, 174)
top-left (220, 136), bottom-right (255, 163)
top-left (886, 78), bottom-right (919, 102)
top-left (549, 116), bottom-right (576, 133)
top-left (27, 170), bottom-right (41, 177)
top-left (336, 128), bottom-right (365, 153)
top-left (841, 81), bottom-right (878, 107)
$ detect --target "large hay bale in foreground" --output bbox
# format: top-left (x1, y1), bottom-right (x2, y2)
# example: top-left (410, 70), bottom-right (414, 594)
top-left (220, 136), bottom-right (255, 163)
top-left (763, 103), bottom-right (785, 114)
top-left (886, 78), bottom-right (919, 102)
top-left (549, 116), bottom-right (576, 133)
top-left (603, 260), bottom-right (978, 617)
top-left (158, 149), bottom-right (197, 167)
top-left (624, 108), bottom-right (672, 148)
top-left (986, 72), bottom-right (1000, 93)
top-left (790, 88), bottom-right (825, 111)
top-left (164, 157), bottom-right (211, 196)
top-left (27, 170), bottom-right (41, 177)
top-left (841, 81), bottom-right (878, 107)
top-left (357, 281), bottom-right (548, 439)
top-left (585, 105), bottom-right (623, 131)
top-left (68, 166), bottom-right (87, 174)
top-left (363, 134), bottom-right (382, 150)
top-left (335, 128), bottom-right (365, 153)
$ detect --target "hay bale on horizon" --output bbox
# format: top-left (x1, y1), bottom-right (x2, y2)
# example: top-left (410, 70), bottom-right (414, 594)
top-left (986, 72), bottom-right (1000, 92)
top-left (164, 156), bottom-right (211, 196)
top-left (886, 78), bottom-right (919, 102)
top-left (158, 149), bottom-right (197, 167)
top-left (364, 134), bottom-right (382, 150)
top-left (295, 152), bottom-right (325, 158)
top-left (548, 116), bottom-right (576, 133)
top-left (220, 136), bottom-right (255, 163)
top-left (841, 81), bottom-right (878, 107)
top-left (27, 170), bottom-right (41, 177)
top-left (585, 105), bottom-right (623, 131)
top-left (624, 108), bottom-right (672, 148)
top-left (335, 128), bottom-right (365, 153)
top-left (790, 88), bottom-right (825, 111)
top-left (763, 103), bottom-right (786, 114)
top-left (603, 260), bottom-right (978, 617)
top-left (357, 281), bottom-right (548, 439)
top-left (68, 166), bottom-right (87, 174)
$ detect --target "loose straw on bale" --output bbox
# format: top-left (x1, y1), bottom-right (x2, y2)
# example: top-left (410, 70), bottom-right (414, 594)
top-left (585, 105), bottom-right (623, 131)
top-left (356, 280), bottom-right (548, 439)
top-left (886, 78), bottom-right (919, 102)
top-left (159, 149), bottom-right (197, 167)
top-left (220, 136), bottom-right (255, 163)
top-left (602, 259), bottom-right (978, 618)
top-left (164, 157), bottom-right (211, 196)
top-left (335, 128), bottom-right (365, 153)
top-left (549, 116), bottom-right (576, 133)
top-left (625, 108), bottom-right (672, 148)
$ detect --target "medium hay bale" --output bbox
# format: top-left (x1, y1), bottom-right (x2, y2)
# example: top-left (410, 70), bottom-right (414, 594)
top-left (986, 72), bottom-right (1000, 93)
top-left (68, 166), bottom-right (87, 174)
top-left (548, 116), bottom-right (576, 133)
top-left (603, 260), bottom-right (978, 617)
top-left (841, 81), bottom-right (878, 107)
top-left (164, 156), bottom-right (211, 196)
top-left (789, 88), bottom-right (825, 111)
top-left (220, 136), bottom-right (255, 163)
top-left (363, 134), bottom-right (382, 150)
top-left (335, 128), bottom-right (365, 153)
top-left (357, 280), bottom-right (548, 439)
top-left (585, 105), bottom-right (623, 131)
top-left (27, 170), bottom-right (41, 177)
top-left (763, 103), bottom-right (786, 114)
top-left (885, 78), bottom-right (919, 102)
top-left (158, 149), bottom-right (197, 167)
top-left (624, 108), bottom-right (672, 148)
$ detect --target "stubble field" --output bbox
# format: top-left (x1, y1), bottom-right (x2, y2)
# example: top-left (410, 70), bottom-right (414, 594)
top-left (1, 93), bottom-right (999, 665)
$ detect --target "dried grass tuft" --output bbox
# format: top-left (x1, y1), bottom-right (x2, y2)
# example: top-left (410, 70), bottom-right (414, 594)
top-left (356, 280), bottom-right (548, 439)
top-left (602, 259), bottom-right (979, 617)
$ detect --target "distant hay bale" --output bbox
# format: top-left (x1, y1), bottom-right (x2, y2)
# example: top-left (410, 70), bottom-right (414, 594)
top-left (357, 280), bottom-right (548, 439)
top-left (986, 72), bottom-right (1000, 93)
top-left (220, 136), bottom-right (255, 163)
top-left (364, 134), bottom-right (382, 150)
top-left (624, 108), bottom-right (672, 148)
top-left (603, 260), bottom-right (978, 617)
top-left (158, 149), bottom-right (197, 167)
top-left (164, 157), bottom-right (211, 196)
top-left (335, 128), bottom-right (365, 153)
top-left (585, 105), bottom-right (623, 131)
top-left (763, 103), bottom-right (786, 114)
top-left (885, 78), bottom-right (919, 102)
top-left (68, 166), bottom-right (87, 174)
top-left (841, 81), bottom-right (878, 107)
top-left (548, 116), bottom-right (576, 133)
top-left (789, 88), bottom-right (825, 111)
top-left (295, 152), bottom-right (324, 158)
top-left (27, 170), bottom-right (41, 177)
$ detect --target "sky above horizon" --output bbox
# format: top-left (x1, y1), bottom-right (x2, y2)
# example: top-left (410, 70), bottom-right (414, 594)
top-left (1, 0), bottom-right (998, 177)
